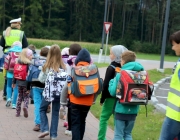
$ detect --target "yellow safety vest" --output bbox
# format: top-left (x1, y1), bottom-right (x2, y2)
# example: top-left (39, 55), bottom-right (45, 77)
top-left (166, 63), bottom-right (180, 121)
top-left (3, 29), bottom-right (24, 52)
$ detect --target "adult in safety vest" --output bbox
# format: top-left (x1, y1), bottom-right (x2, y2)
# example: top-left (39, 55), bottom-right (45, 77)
top-left (0, 17), bottom-right (28, 100)
top-left (0, 17), bottom-right (28, 52)
top-left (159, 30), bottom-right (180, 140)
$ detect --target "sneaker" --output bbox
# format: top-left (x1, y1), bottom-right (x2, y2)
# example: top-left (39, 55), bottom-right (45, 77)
top-left (12, 104), bottom-right (16, 109)
top-left (65, 130), bottom-right (72, 136)
top-left (59, 106), bottom-right (65, 119)
top-left (3, 96), bottom-right (6, 100)
top-left (50, 138), bottom-right (57, 140)
top-left (33, 124), bottom-right (40, 131)
top-left (16, 113), bottom-right (20, 117)
top-left (6, 98), bottom-right (11, 107)
top-left (38, 131), bottom-right (49, 138)
top-left (23, 107), bottom-right (28, 118)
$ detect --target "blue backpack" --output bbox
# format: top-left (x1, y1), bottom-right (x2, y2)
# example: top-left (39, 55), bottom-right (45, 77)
top-left (27, 57), bottom-right (46, 82)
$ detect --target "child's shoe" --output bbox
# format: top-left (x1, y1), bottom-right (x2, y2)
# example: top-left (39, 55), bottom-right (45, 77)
top-left (12, 104), bottom-right (16, 109)
top-left (3, 95), bottom-right (6, 100)
top-left (63, 122), bottom-right (68, 127)
top-left (6, 98), bottom-right (11, 107)
top-left (16, 113), bottom-right (20, 117)
top-left (33, 124), bottom-right (40, 131)
top-left (23, 107), bottom-right (28, 118)
top-left (65, 130), bottom-right (72, 136)
top-left (38, 131), bottom-right (49, 138)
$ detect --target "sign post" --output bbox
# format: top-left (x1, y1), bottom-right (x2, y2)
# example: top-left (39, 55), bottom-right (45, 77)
top-left (104, 22), bottom-right (112, 63)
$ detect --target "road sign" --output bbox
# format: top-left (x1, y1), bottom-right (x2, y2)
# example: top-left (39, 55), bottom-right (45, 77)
top-left (104, 22), bottom-right (112, 34)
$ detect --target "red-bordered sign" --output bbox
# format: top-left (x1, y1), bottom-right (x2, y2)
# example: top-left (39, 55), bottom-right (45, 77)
top-left (104, 22), bottom-right (112, 34)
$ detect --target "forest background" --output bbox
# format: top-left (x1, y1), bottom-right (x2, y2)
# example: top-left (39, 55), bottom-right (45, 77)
top-left (0, 0), bottom-right (178, 55)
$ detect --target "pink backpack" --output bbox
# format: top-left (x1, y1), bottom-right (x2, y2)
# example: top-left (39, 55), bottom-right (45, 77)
top-left (4, 52), bottom-right (19, 71)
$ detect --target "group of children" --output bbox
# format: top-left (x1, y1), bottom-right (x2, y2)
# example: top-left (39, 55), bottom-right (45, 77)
top-left (2, 42), bottom-right (98, 140)
top-left (2, 40), bottom-right (148, 140)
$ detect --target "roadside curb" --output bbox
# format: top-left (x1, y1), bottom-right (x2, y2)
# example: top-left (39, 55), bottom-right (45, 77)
top-left (149, 75), bottom-right (172, 114)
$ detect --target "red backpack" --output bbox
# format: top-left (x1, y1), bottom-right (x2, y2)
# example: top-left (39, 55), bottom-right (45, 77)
top-left (4, 52), bottom-right (19, 71)
top-left (14, 63), bottom-right (28, 80)
top-left (116, 70), bottom-right (153, 105)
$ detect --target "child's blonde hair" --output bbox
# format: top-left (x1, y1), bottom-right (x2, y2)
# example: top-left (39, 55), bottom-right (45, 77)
top-left (121, 51), bottom-right (136, 64)
top-left (43, 44), bottom-right (66, 72)
top-left (18, 48), bottom-right (32, 64)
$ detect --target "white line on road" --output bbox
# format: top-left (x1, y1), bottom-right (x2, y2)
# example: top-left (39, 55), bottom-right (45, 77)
top-left (158, 88), bottom-right (169, 90)
top-left (155, 96), bottom-right (167, 99)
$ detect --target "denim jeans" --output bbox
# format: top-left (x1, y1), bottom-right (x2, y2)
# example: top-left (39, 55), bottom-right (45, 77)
top-left (32, 87), bottom-right (43, 125)
top-left (114, 119), bottom-right (135, 140)
top-left (71, 103), bottom-right (90, 140)
top-left (40, 97), bottom-right (60, 138)
top-left (7, 78), bottom-right (18, 104)
top-left (159, 117), bottom-right (180, 140)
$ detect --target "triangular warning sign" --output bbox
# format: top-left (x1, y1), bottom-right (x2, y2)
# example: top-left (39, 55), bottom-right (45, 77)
top-left (104, 22), bottom-right (112, 34)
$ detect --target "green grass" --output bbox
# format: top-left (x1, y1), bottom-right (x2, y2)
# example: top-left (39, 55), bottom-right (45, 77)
top-left (0, 73), bottom-right (4, 90)
top-left (136, 53), bottom-right (177, 62)
top-left (95, 62), bottom-right (109, 68)
top-left (91, 68), bottom-right (172, 140)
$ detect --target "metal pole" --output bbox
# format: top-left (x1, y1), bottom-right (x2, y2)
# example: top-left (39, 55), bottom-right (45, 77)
top-left (98, 0), bottom-right (108, 63)
top-left (104, 32), bottom-right (109, 63)
top-left (159, 0), bottom-right (171, 72)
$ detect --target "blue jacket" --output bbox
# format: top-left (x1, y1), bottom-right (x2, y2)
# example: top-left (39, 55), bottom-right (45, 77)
top-left (108, 61), bottom-right (144, 114)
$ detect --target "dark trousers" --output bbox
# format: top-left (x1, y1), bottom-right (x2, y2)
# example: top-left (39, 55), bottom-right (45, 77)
top-left (67, 106), bottom-right (72, 130)
top-left (3, 79), bottom-right (7, 96)
top-left (71, 103), bottom-right (90, 140)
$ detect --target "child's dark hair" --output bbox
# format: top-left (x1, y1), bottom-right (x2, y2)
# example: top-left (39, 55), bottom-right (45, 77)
top-left (69, 43), bottom-right (82, 55)
top-left (170, 30), bottom-right (180, 44)
top-left (121, 51), bottom-right (136, 64)
top-left (28, 44), bottom-right (36, 51)
top-left (40, 47), bottom-right (49, 57)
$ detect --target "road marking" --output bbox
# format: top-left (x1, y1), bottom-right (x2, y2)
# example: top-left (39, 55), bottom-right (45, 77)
top-left (155, 96), bottom-right (167, 99)
top-left (158, 88), bottom-right (169, 90)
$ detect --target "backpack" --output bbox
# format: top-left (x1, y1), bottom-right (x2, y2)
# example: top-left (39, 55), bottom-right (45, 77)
top-left (116, 70), bottom-right (154, 105)
top-left (4, 52), bottom-right (19, 71)
top-left (14, 63), bottom-right (28, 80)
top-left (42, 68), bottom-right (67, 102)
top-left (68, 64), bottom-right (103, 97)
top-left (27, 57), bottom-right (46, 81)
top-left (32, 56), bottom-right (45, 66)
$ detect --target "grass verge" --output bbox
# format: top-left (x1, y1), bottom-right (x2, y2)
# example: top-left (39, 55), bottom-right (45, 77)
top-left (90, 68), bottom-right (172, 140)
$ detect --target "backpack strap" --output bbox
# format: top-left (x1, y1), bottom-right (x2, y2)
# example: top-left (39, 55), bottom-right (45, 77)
top-left (110, 65), bottom-right (121, 73)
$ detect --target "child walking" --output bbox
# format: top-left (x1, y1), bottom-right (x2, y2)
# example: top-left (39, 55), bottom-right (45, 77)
top-left (98, 45), bottom-right (128, 140)
top-left (27, 46), bottom-right (49, 131)
top-left (13, 48), bottom-right (33, 117)
top-left (5, 41), bottom-right (22, 109)
top-left (60, 44), bottom-right (82, 136)
top-left (108, 51), bottom-right (144, 140)
top-left (38, 45), bottom-right (67, 140)
top-left (68, 48), bottom-right (94, 140)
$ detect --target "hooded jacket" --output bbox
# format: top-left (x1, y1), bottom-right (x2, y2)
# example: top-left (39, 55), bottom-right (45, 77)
top-left (109, 61), bottom-right (144, 115)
